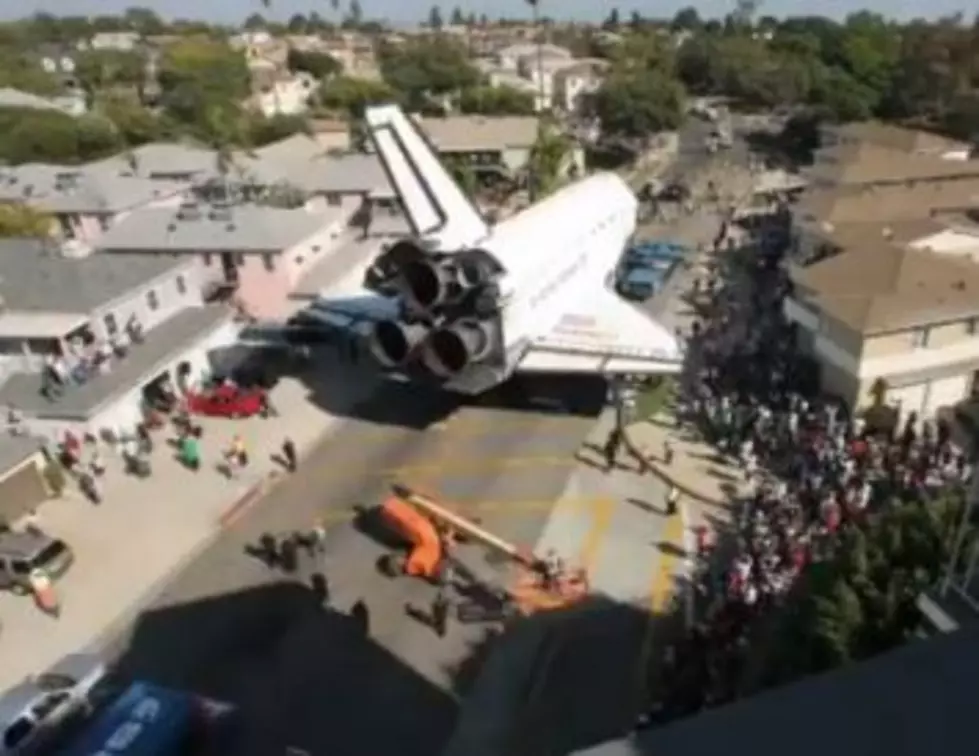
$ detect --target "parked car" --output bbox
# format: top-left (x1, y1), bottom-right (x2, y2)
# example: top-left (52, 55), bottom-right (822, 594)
top-left (0, 653), bottom-right (108, 755)
top-left (0, 529), bottom-right (73, 595)
top-left (627, 240), bottom-right (687, 261)
top-left (186, 385), bottom-right (266, 419)
top-left (616, 265), bottom-right (667, 302)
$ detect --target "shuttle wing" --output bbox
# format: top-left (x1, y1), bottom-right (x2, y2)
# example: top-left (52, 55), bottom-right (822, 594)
top-left (518, 289), bottom-right (684, 376)
top-left (365, 104), bottom-right (489, 249)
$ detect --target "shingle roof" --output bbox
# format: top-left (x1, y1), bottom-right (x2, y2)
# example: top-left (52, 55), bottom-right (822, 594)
top-left (420, 115), bottom-right (540, 152)
top-left (0, 164), bottom-right (186, 213)
top-left (791, 238), bottom-right (979, 334)
top-left (808, 143), bottom-right (979, 186)
top-left (797, 179), bottom-right (979, 225)
top-left (830, 121), bottom-right (970, 154)
top-left (96, 201), bottom-right (343, 253)
top-left (576, 625), bottom-right (979, 756)
top-left (85, 142), bottom-right (216, 178)
top-left (0, 239), bottom-right (187, 314)
top-left (0, 306), bottom-right (231, 420)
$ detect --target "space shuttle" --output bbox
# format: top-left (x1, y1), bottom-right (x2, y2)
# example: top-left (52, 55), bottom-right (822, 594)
top-left (312, 104), bottom-right (683, 396)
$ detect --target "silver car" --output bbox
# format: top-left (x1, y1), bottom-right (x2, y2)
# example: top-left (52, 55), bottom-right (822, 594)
top-left (0, 654), bottom-right (107, 755)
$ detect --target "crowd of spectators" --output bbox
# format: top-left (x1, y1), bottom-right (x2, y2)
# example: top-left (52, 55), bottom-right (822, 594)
top-left (643, 205), bottom-right (972, 724)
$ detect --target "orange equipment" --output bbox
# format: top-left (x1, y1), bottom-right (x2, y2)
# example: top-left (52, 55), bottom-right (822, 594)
top-left (378, 495), bottom-right (443, 579)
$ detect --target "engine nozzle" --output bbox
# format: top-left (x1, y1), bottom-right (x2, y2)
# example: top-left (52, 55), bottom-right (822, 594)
top-left (368, 320), bottom-right (429, 368)
top-left (401, 257), bottom-right (493, 312)
top-left (421, 320), bottom-right (492, 379)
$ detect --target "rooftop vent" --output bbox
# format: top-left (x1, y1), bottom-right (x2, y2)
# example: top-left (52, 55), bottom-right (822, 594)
top-left (177, 206), bottom-right (201, 221)
top-left (225, 223), bottom-right (236, 231)
top-left (167, 222), bottom-right (177, 232)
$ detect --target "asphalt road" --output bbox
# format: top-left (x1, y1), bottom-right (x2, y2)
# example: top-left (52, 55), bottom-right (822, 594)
top-left (100, 373), bottom-right (606, 756)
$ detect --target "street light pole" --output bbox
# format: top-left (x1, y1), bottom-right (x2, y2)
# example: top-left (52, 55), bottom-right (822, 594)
top-left (527, 0), bottom-right (545, 201)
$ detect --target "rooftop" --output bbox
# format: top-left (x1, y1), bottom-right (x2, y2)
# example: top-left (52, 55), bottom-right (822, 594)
top-left (0, 239), bottom-right (188, 315)
top-left (0, 435), bottom-right (42, 475)
top-left (0, 87), bottom-right (74, 115)
top-left (809, 143), bottom-right (979, 185)
top-left (791, 238), bottom-right (979, 334)
top-left (96, 201), bottom-right (343, 253)
top-left (85, 142), bottom-right (217, 179)
top-left (577, 625), bottom-right (979, 756)
top-left (0, 164), bottom-right (186, 214)
top-left (797, 179), bottom-right (979, 226)
top-left (825, 121), bottom-right (971, 154)
top-left (420, 115), bottom-right (540, 152)
top-left (0, 306), bottom-right (230, 420)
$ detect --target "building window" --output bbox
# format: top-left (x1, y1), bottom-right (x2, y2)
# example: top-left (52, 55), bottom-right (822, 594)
top-left (103, 312), bottom-right (118, 336)
top-left (146, 290), bottom-right (159, 311)
top-left (262, 253), bottom-right (275, 272)
top-left (176, 275), bottom-right (187, 295)
top-left (911, 328), bottom-right (930, 348)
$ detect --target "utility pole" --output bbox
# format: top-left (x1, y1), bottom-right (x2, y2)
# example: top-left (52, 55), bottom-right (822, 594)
top-left (527, 0), bottom-right (545, 202)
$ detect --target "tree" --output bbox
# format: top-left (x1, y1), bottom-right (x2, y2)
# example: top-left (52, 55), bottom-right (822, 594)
top-left (585, 72), bottom-right (686, 147)
top-left (158, 38), bottom-right (250, 132)
top-left (379, 37), bottom-right (479, 110)
top-left (246, 113), bottom-right (310, 146)
top-left (75, 49), bottom-right (147, 100)
top-left (287, 49), bottom-right (343, 79)
top-left (0, 47), bottom-right (61, 95)
top-left (459, 85), bottom-right (535, 116)
top-left (318, 75), bottom-right (397, 118)
top-left (764, 493), bottom-right (970, 687)
top-left (450, 7), bottom-right (465, 26)
top-left (0, 108), bottom-right (119, 164)
top-left (287, 14), bottom-right (308, 33)
top-left (671, 7), bottom-right (703, 32)
top-left (243, 13), bottom-right (267, 29)
top-left (429, 6), bottom-right (444, 30)
top-left (0, 204), bottom-right (53, 238)
top-left (602, 9), bottom-right (620, 31)
top-left (98, 95), bottom-right (170, 147)
top-left (527, 120), bottom-right (574, 199)
top-left (344, 0), bottom-right (364, 29)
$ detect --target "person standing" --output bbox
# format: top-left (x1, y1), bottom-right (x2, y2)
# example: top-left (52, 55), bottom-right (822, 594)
top-left (666, 484), bottom-right (680, 517)
top-left (603, 427), bottom-right (622, 472)
top-left (282, 438), bottom-right (297, 473)
top-left (431, 590), bottom-right (449, 638)
top-left (29, 568), bottom-right (60, 618)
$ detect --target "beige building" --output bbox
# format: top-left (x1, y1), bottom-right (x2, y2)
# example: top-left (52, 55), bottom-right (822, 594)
top-left (785, 121), bottom-right (979, 421)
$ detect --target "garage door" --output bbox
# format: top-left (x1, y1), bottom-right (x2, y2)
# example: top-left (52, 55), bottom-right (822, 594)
top-left (0, 460), bottom-right (48, 524)
top-left (887, 382), bottom-right (927, 420)
top-left (924, 375), bottom-right (969, 418)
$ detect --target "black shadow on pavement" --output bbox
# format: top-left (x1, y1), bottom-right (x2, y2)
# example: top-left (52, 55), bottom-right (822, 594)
top-left (471, 374), bottom-right (608, 418)
top-left (108, 582), bottom-right (457, 756)
top-left (442, 593), bottom-right (660, 756)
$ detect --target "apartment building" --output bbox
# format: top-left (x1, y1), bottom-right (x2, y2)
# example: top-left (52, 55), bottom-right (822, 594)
top-left (0, 163), bottom-right (188, 250)
top-left (95, 199), bottom-right (350, 319)
top-left (786, 227), bottom-right (979, 420)
top-left (0, 239), bottom-right (236, 443)
top-left (416, 114), bottom-right (584, 179)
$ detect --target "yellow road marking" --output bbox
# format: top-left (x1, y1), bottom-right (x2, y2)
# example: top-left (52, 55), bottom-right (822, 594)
top-left (580, 497), bottom-right (615, 575)
top-left (388, 454), bottom-right (576, 478)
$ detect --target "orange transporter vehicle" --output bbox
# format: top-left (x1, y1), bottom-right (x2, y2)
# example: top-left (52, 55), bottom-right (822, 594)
top-left (375, 484), bottom-right (589, 614)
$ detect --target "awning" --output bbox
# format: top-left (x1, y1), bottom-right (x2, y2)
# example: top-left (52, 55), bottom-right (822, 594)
top-left (61, 682), bottom-right (195, 756)
top-left (0, 312), bottom-right (88, 339)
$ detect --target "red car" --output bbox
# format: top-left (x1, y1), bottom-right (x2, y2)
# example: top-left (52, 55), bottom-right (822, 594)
top-left (186, 385), bottom-right (266, 418)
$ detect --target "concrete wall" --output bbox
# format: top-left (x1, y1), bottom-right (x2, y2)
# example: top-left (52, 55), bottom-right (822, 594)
top-left (89, 259), bottom-right (206, 343)
top-left (235, 217), bottom-right (348, 319)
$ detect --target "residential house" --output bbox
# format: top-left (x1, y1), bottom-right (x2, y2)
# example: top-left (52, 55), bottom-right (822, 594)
top-left (85, 142), bottom-right (217, 182)
top-left (418, 115), bottom-right (584, 179)
top-left (790, 147), bottom-right (979, 266)
top-left (0, 87), bottom-right (84, 116)
top-left (0, 238), bottom-right (236, 443)
top-left (95, 199), bottom-right (351, 319)
top-left (494, 43), bottom-right (573, 72)
top-left (249, 64), bottom-right (316, 116)
top-left (819, 121), bottom-right (973, 160)
top-left (89, 32), bottom-right (141, 52)
top-left (0, 164), bottom-right (188, 251)
top-left (479, 43), bottom-right (583, 111)
top-left (551, 59), bottom-right (608, 113)
top-left (784, 225), bottom-right (979, 422)
top-left (320, 32), bottom-right (380, 79)
top-left (308, 118), bottom-right (352, 152)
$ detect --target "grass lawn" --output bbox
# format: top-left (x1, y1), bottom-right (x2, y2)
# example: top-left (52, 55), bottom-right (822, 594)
top-left (632, 377), bottom-right (676, 421)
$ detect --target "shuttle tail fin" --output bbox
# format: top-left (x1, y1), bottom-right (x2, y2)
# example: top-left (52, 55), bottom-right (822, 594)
top-left (365, 104), bottom-right (489, 248)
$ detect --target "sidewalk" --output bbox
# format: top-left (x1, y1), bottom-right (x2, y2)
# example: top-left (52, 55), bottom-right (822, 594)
top-left (0, 355), bottom-right (379, 691)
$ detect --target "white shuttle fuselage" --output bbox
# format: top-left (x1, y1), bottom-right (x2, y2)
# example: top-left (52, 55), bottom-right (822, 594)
top-left (314, 105), bottom-right (683, 395)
